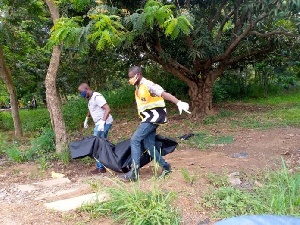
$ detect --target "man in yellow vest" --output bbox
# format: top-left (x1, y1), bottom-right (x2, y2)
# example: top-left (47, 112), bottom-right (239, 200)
top-left (119, 66), bottom-right (190, 181)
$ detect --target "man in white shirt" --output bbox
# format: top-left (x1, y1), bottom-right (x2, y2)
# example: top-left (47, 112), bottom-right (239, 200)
top-left (78, 83), bottom-right (113, 174)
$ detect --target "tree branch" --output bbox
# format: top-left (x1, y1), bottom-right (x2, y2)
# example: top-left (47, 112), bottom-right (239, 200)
top-left (216, 12), bottom-right (268, 61)
top-left (185, 35), bottom-right (201, 75)
top-left (208, 0), bottom-right (228, 31)
top-left (216, 10), bottom-right (234, 42)
top-left (184, 0), bottom-right (191, 9)
top-left (249, 30), bottom-right (298, 38)
top-left (233, 0), bottom-right (250, 34)
top-left (227, 46), bottom-right (273, 65)
top-left (149, 52), bottom-right (196, 87)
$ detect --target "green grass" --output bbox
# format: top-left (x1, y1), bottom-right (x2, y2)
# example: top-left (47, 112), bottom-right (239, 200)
top-left (245, 91), bottom-right (300, 105)
top-left (189, 132), bottom-right (234, 150)
top-left (227, 104), bottom-right (300, 129)
top-left (0, 108), bottom-right (51, 132)
top-left (202, 160), bottom-right (300, 219)
top-left (207, 173), bottom-right (231, 188)
top-left (80, 178), bottom-right (181, 225)
top-left (202, 109), bottom-right (234, 125)
top-left (2, 127), bottom-right (57, 165)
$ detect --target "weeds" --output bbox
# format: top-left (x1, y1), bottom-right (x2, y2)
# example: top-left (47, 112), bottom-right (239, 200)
top-left (207, 173), bottom-right (230, 188)
top-left (81, 178), bottom-right (181, 225)
top-left (256, 159), bottom-right (300, 215)
top-left (2, 128), bottom-right (57, 168)
top-left (202, 160), bottom-right (300, 218)
top-left (55, 149), bottom-right (71, 166)
top-left (203, 186), bottom-right (260, 218)
top-left (180, 168), bottom-right (196, 186)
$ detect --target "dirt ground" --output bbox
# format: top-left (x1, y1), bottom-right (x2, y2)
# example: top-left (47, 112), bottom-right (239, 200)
top-left (1, 117), bottom-right (300, 225)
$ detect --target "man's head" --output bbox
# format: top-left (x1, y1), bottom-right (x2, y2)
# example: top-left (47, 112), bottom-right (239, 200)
top-left (128, 66), bottom-right (143, 86)
top-left (78, 83), bottom-right (92, 99)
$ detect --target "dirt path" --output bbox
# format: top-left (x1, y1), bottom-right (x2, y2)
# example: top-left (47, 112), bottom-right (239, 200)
top-left (1, 127), bottom-right (300, 225)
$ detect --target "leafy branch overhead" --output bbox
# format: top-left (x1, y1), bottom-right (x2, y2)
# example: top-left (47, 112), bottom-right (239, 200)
top-left (47, 0), bottom-right (193, 50)
top-left (46, 17), bottom-right (88, 50)
top-left (88, 14), bottom-right (126, 50)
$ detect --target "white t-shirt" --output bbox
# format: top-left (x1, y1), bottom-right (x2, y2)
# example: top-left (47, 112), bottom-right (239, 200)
top-left (88, 92), bottom-right (113, 124)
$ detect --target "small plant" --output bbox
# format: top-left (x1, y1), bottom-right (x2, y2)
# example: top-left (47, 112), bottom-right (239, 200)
top-left (55, 149), bottom-right (71, 166)
top-left (85, 179), bottom-right (102, 192)
top-left (79, 157), bottom-right (94, 165)
top-left (28, 127), bottom-right (56, 161)
top-left (180, 168), bottom-right (196, 186)
top-left (207, 173), bottom-right (230, 188)
top-left (3, 141), bottom-right (26, 163)
top-left (36, 157), bottom-right (51, 171)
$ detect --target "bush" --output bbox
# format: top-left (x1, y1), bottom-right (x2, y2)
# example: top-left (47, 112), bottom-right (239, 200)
top-left (62, 97), bottom-right (87, 131)
top-left (27, 127), bottom-right (56, 161)
top-left (3, 128), bottom-right (56, 163)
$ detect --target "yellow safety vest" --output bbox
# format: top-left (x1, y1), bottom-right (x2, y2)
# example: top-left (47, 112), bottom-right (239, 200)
top-left (135, 84), bottom-right (167, 123)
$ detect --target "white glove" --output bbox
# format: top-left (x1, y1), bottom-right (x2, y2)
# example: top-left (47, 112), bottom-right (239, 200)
top-left (177, 101), bottom-right (191, 114)
top-left (96, 119), bottom-right (105, 131)
top-left (84, 117), bottom-right (89, 128)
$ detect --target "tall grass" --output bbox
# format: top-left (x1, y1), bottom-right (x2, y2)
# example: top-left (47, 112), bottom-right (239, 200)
top-left (256, 159), bottom-right (300, 215)
top-left (62, 97), bottom-right (87, 131)
top-left (81, 178), bottom-right (181, 225)
top-left (0, 108), bottom-right (50, 132)
top-left (102, 85), bottom-right (136, 108)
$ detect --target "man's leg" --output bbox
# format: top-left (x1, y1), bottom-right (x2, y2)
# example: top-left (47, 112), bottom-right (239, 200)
top-left (91, 123), bottom-right (112, 174)
top-left (143, 126), bottom-right (171, 177)
top-left (119, 122), bottom-right (155, 181)
top-left (143, 125), bottom-right (166, 166)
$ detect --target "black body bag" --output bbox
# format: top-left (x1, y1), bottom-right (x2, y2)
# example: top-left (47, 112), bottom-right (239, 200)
top-left (70, 135), bottom-right (178, 173)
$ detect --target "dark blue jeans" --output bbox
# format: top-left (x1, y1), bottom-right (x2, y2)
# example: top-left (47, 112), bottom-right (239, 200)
top-left (93, 123), bottom-right (112, 169)
top-left (130, 122), bottom-right (167, 169)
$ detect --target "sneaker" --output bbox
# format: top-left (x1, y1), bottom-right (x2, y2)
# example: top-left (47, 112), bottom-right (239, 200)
top-left (90, 167), bottom-right (106, 174)
top-left (159, 164), bottom-right (172, 178)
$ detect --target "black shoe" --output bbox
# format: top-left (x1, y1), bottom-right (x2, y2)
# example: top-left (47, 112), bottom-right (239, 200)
top-left (118, 169), bottom-right (139, 182)
top-left (90, 167), bottom-right (106, 174)
top-left (159, 164), bottom-right (172, 178)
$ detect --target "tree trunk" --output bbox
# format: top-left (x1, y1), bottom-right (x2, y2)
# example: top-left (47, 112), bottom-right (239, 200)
top-left (189, 77), bottom-right (215, 120)
top-left (45, 0), bottom-right (67, 153)
top-left (0, 44), bottom-right (23, 137)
